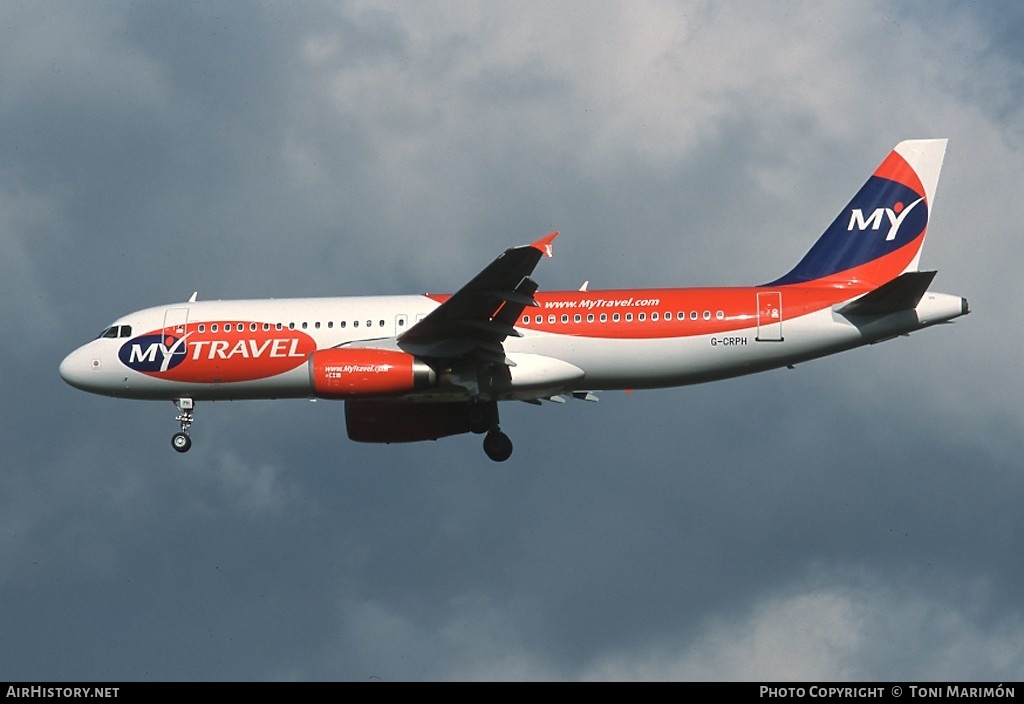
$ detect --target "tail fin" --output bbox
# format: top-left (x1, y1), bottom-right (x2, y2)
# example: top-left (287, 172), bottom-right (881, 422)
top-left (768, 139), bottom-right (947, 287)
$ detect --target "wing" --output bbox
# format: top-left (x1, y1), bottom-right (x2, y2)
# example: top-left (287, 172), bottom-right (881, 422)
top-left (397, 232), bottom-right (558, 366)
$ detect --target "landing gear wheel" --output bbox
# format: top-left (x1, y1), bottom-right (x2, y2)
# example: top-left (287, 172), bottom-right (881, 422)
top-left (171, 432), bottom-right (192, 453)
top-left (483, 431), bottom-right (513, 462)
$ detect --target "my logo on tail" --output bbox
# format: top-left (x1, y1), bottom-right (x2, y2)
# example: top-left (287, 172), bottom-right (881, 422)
top-left (848, 197), bottom-right (924, 241)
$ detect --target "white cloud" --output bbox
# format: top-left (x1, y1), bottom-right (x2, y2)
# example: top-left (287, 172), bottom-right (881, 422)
top-left (327, 594), bottom-right (558, 681)
top-left (315, 574), bottom-right (1024, 680)
top-left (582, 577), bottom-right (1024, 680)
top-left (205, 450), bottom-right (297, 515)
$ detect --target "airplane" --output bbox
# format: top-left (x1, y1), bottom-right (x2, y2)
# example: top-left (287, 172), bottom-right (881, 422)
top-left (60, 139), bottom-right (968, 462)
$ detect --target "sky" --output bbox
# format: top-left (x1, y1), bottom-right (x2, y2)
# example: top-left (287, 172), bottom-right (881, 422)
top-left (1, 0), bottom-right (1022, 681)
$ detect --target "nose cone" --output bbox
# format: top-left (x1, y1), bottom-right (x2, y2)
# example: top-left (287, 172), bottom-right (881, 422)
top-left (60, 346), bottom-right (102, 392)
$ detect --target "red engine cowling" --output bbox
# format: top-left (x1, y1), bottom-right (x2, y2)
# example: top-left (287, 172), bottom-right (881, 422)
top-left (345, 400), bottom-right (471, 443)
top-left (308, 348), bottom-right (436, 399)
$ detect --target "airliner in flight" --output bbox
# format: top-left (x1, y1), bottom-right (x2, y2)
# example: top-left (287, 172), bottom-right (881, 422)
top-left (60, 139), bottom-right (968, 461)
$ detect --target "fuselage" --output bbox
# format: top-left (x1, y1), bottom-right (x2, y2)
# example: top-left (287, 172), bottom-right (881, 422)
top-left (59, 284), bottom-right (969, 403)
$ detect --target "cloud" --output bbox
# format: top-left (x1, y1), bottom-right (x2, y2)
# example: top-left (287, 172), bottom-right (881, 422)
top-left (584, 574), bottom-right (1024, 681)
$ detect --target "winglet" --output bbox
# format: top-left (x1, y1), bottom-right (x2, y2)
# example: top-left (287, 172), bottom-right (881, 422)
top-left (530, 231), bottom-right (559, 258)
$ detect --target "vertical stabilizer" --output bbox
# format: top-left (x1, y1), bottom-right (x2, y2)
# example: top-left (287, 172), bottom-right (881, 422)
top-left (768, 139), bottom-right (947, 287)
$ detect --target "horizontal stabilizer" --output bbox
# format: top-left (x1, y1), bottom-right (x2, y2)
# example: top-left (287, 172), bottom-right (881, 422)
top-left (839, 271), bottom-right (937, 316)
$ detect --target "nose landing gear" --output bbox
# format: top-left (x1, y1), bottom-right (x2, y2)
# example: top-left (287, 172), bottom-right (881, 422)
top-left (171, 398), bottom-right (194, 453)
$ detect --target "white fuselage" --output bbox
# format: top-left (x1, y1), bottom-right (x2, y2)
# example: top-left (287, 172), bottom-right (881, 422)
top-left (59, 287), bottom-right (968, 402)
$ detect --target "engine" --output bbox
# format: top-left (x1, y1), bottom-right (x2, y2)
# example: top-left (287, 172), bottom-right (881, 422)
top-left (308, 348), bottom-right (437, 399)
top-left (345, 400), bottom-right (472, 443)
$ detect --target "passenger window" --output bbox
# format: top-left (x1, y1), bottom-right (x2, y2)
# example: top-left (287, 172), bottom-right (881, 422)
top-left (288, 323), bottom-right (295, 330)
top-left (625, 313), bottom-right (633, 322)
top-left (600, 313), bottom-right (607, 322)
top-left (587, 314), bottom-right (594, 323)
top-left (251, 323), bottom-right (258, 332)
top-left (366, 320), bottom-right (372, 328)
top-left (548, 315), bottom-right (556, 324)
top-left (522, 315), bottom-right (530, 325)
top-left (690, 311), bottom-right (698, 320)
top-left (561, 314), bottom-right (568, 324)
top-left (340, 321), bottom-right (347, 328)
top-left (379, 320), bottom-right (385, 327)
top-left (574, 314), bottom-right (581, 323)
top-left (716, 310), bottom-right (724, 320)
top-left (677, 312), bottom-right (685, 321)
top-left (638, 313), bottom-right (646, 321)
top-left (315, 322), bottom-right (321, 329)
top-left (535, 315), bottom-right (543, 324)
top-left (613, 313), bottom-right (620, 322)
top-left (652, 312), bottom-right (659, 321)
top-left (263, 323), bottom-right (270, 331)
top-left (212, 324), bottom-right (219, 333)
top-left (703, 310), bottom-right (711, 320)
top-left (198, 324), bottom-right (206, 333)
top-left (353, 320), bottom-right (359, 328)
top-left (302, 322), bottom-right (308, 329)
top-left (276, 323), bottom-right (283, 331)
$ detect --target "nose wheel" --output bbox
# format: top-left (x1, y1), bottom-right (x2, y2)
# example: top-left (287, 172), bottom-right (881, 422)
top-left (172, 432), bottom-right (192, 452)
top-left (172, 398), bottom-right (194, 453)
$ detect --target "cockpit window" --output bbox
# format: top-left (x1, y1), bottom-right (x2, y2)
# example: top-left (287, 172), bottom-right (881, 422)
top-left (97, 325), bottom-right (133, 339)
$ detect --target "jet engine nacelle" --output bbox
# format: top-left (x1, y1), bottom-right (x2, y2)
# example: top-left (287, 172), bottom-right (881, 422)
top-left (308, 348), bottom-right (437, 399)
top-left (345, 400), bottom-right (472, 443)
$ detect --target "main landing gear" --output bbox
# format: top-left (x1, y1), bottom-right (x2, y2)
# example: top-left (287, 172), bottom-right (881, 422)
top-left (467, 400), bottom-right (513, 462)
top-left (171, 398), bottom-right (194, 453)
top-left (166, 396), bottom-right (515, 461)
